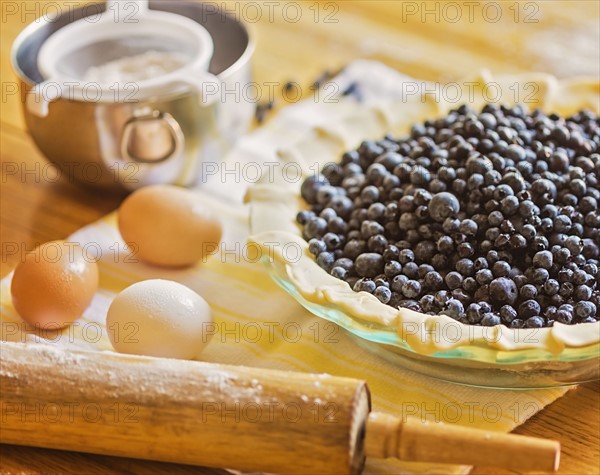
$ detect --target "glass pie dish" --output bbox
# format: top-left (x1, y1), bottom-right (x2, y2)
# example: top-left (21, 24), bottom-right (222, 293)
top-left (246, 71), bottom-right (600, 389)
top-left (263, 254), bottom-right (600, 388)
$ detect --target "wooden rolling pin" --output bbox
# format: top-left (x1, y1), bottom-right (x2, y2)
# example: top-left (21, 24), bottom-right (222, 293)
top-left (0, 342), bottom-right (559, 474)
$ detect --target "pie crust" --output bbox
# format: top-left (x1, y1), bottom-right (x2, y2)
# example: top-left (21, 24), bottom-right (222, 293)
top-left (246, 70), bottom-right (600, 355)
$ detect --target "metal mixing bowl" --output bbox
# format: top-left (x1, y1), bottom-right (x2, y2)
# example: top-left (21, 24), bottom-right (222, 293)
top-left (11, 1), bottom-right (255, 190)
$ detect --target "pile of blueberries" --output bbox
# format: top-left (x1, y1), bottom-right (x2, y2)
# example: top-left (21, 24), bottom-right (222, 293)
top-left (296, 104), bottom-right (599, 328)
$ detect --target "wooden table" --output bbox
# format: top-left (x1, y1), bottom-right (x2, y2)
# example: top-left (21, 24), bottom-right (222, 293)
top-left (1, 1), bottom-right (599, 474)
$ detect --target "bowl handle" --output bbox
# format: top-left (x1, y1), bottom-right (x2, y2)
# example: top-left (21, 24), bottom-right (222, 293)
top-left (120, 110), bottom-right (184, 164)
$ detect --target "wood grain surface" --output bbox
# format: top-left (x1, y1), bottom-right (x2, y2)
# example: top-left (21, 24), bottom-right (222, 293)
top-left (1, 1), bottom-right (599, 474)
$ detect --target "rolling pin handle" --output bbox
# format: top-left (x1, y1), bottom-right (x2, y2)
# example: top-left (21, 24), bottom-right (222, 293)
top-left (365, 412), bottom-right (560, 472)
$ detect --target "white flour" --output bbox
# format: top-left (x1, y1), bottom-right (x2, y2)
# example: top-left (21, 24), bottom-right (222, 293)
top-left (83, 50), bottom-right (189, 84)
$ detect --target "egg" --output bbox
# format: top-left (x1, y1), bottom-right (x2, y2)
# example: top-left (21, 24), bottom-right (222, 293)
top-left (117, 185), bottom-right (222, 267)
top-left (106, 279), bottom-right (213, 359)
top-left (10, 241), bottom-right (99, 329)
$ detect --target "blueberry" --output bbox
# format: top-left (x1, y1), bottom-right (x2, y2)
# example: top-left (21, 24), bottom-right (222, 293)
top-left (519, 299), bottom-right (542, 319)
top-left (429, 192), bottom-right (460, 222)
top-left (543, 279), bottom-right (560, 296)
top-left (320, 207), bottom-right (337, 221)
top-left (474, 257), bottom-right (488, 270)
top-left (361, 185), bottom-right (380, 204)
top-left (519, 200), bottom-right (537, 217)
top-left (554, 247), bottom-right (571, 265)
top-left (574, 285), bottom-right (593, 300)
top-left (492, 260), bottom-right (511, 277)
top-left (520, 224), bottom-right (537, 240)
top-left (435, 290), bottom-right (451, 307)
top-left (308, 239), bottom-right (327, 256)
top-left (331, 266), bottom-right (347, 280)
top-left (403, 262), bottom-right (419, 279)
top-left (500, 195), bottom-right (520, 216)
top-left (500, 305), bottom-right (518, 324)
top-left (442, 217), bottom-right (461, 234)
top-left (384, 260), bottom-right (402, 278)
top-left (489, 277), bottom-right (518, 304)
top-left (355, 253), bottom-right (384, 278)
top-left (556, 307), bottom-right (574, 324)
top-left (456, 258), bottom-right (475, 276)
top-left (417, 264), bottom-right (435, 279)
top-left (509, 234), bottom-right (527, 250)
top-left (520, 284), bottom-right (538, 300)
top-left (532, 268), bottom-right (550, 284)
top-left (367, 234), bottom-right (388, 253)
top-left (383, 245), bottom-right (400, 262)
top-left (476, 269), bottom-right (494, 285)
top-left (459, 219), bottom-right (478, 236)
top-left (533, 250), bottom-right (553, 269)
top-left (297, 210), bottom-right (316, 225)
top-left (441, 298), bottom-right (464, 319)
top-left (323, 232), bottom-right (342, 250)
top-left (316, 185), bottom-right (339, 205)
top-left (333, 257), bottom-right (354, 271)
top-left (384, 203), bottom-right (400, 221)
top-left (398, 300), bottom-right (422, 312)
top-left (328, 196), bottom-right (353, 219)
top-left (316, 251), bottom-right (335, 271)
top-left (531, 236), bottom-right (549, 251)
top-left (525, 316), bottom-right (544, 328)
top-left (328, 217), bottom-right (348, 234)
top-left (424, 271), bottom-right (444, 290)
top-left (462, 276), bottom-right (478, 293)
top-left (414, 241), bottom-right (437, 263)
top-left (554, 215), bottom-right (572, 233)
top-left (391, 274), bottom-right (409, 293)
top-left (301, 174), bottom-right (329, 204)
top-left (481, 313), bottom-right (501, 326)
top-left (437, 235), bottom-right (454, 254)
top-left (430, 253), bottom-right (449, 270)
top-left (466, 303), bottom-right (483, 323)
top-left (420, 294), bottom-right (436, 312)
top-left (572, 270), bottom-right (590, 286)
top-left (574, 301), bottom-right (596, 319)
top-left (343, 240), bottom-right (366, 260)
top-left (305, 217), bottom-right (328, 239)
top-left (398, 249), bottom-right (415, 264)
top-left (361, 220), bottom-right (385, 239)
top-left (402, 280), bottom-right (422, 298)
top-left (488, 211), bottom-right (504, 227)
top-left (374, 286), bottom-right (392, 304)
top-left (445, 271), bottom-right (464, 290)
top-left (367, 202), bottom-right (386, 220)
top-left (353, 278), bottom-right (376, 293)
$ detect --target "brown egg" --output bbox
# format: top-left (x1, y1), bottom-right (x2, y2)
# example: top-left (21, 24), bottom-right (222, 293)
top-left (118, 185), bottom-right (222, 267)
top-left (10, 241), bottom-right (99, 329)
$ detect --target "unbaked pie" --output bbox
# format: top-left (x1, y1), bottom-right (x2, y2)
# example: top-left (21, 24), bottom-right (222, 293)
top-left (247, 71), bottom-right (600, 358)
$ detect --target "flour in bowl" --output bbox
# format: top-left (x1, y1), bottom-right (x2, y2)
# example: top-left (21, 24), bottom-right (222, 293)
top-left (83, 50), bottom-right (189, 84)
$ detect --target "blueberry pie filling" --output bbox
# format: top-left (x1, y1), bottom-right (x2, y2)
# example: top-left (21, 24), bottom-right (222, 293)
top-left (297, 104), bottom-right (599, 328)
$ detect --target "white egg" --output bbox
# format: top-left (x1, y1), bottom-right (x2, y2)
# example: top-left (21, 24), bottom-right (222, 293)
top-left (106, 279), bottom-right (213, 359)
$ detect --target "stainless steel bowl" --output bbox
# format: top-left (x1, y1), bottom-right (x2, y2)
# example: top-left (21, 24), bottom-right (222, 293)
top-left (11, 1), bottom-right (255, 190)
